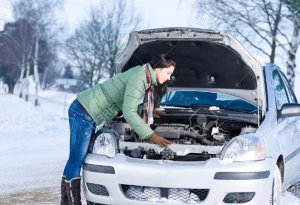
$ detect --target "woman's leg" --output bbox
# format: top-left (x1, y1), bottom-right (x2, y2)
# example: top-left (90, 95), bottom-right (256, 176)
top-left (64, 99), bottom-right (95, 179)
top-left (61, 100), bottom-right (95, 205)
top-left (61, 100), bottom-right (79, 205)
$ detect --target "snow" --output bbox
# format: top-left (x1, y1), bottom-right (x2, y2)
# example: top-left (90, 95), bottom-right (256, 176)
top-left (0, 90), bottom-right (300, 204)
top-left (0, 91), bottom-right (75, 201)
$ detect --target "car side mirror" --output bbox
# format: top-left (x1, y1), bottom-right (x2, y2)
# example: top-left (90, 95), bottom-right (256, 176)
top-left (278, 103), bottom-right (300, 118)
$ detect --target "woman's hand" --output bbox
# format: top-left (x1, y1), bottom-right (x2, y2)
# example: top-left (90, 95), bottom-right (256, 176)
top-left (148, 133), bottom-right (172, 147)
top-left (153, 109), bottom-right (165, 118)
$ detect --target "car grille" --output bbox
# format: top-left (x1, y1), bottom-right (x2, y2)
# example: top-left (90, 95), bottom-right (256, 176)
top-left (288, 182), bottom-right (300, 197)
top-left (121, 184), bottom-right (209, 203)
top-left (223, 192), bottom-right (255, 203)
top-left (86, 183), bottom-right (109, 196)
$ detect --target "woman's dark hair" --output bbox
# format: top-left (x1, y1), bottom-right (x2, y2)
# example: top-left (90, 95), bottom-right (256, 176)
top-left (154, 75), bottom-right (176, 108)
top-left (149, 54), bottom-right (176, 69)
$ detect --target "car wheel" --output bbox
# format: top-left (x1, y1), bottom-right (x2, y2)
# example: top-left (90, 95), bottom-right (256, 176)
top-left (271, 166), bottom-right (282, 205)
top-left (86, 200), bottom-right (107, 205)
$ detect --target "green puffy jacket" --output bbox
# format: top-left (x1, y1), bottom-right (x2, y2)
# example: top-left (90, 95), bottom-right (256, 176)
top-left (77, 64), bottom-right (157, 139)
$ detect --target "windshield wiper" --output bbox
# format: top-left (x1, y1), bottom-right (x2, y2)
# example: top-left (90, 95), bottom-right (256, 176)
top-left (160, 104), bottom-right (192, 109)
top-left (216, 105), bottom-right (260, 114)
top-left (161, 103), bottom-right (258, 114)
top-left (187, 103), bottom-right (211, 108)
top-left (188, 103), bottom-right (257, 114)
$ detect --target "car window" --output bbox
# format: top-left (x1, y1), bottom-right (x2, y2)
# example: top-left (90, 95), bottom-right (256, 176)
top-left (160, 90), bottom-right (257, 112)
top-left (272, 70), bottom-right (289, 110)
top-left (279, 71), bottom-right (297, 103)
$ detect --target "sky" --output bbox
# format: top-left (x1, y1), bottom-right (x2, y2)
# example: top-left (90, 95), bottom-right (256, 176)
top-left (0, 0), bottom-right (13, 29)
top-left (62, 0), bottom-right (200, 33)
top-left (0, 0), bottom-right (202, 33)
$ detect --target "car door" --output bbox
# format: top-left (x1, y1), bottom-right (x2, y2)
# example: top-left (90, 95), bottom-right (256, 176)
top-left (279, 71), bottom-right (300, 182)
top-left (269, 69), bottom-right (300, 185)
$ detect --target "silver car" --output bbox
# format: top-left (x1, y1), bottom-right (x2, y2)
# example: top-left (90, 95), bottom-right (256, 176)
top-left (83, 28), bottom-right (300, 205)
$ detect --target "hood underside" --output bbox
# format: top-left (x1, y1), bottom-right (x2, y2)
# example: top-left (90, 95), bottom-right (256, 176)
top-left (116, 28), bottom-right (263, 106)
top-left (122, 41), bottom-right (256, 90)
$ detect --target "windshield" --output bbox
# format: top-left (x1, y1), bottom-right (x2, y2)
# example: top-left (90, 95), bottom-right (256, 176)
top-left (160, 90), bottom-right (257, 112)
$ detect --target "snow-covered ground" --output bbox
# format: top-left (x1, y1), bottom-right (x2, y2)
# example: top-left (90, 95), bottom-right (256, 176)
top-left (0, 91), bottom-right (76, 204)
top-left (1, 90), bottom-right (300, 204)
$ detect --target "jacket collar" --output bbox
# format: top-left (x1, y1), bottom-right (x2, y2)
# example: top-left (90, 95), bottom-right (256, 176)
top-left (147, 63), bottom-right (157, 86)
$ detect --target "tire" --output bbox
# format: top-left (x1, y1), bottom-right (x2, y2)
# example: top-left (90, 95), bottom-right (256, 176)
top-left (86, 200), bottom-right (107, 205)
top-left (86, 201), bottom-right (93, 205)
top-left (271, 166), bottom-right (282, 205)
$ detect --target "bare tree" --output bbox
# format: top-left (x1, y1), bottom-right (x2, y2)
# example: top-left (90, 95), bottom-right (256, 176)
top-left (12, 0), bottom-right (62, 105)
top-left (103, 1), bottom-right (141, 78)
top-left (283, 0), bottom-right (300, 88)
top-left (0, 20), bottom-right (34, 94)
top-left (65, 0), bottom-right (141, 88)
top-left (65, 8), bottom-right (107, 87)
top-left (286, 17), bottom-right (299, 88)
top-left (196, 0), bottom-right (291, 63)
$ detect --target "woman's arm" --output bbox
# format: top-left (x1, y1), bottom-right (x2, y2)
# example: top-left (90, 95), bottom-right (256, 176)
top-left (122, 72), bottom-right (171, 147)
top-left (122, 75), bottom-right (153, 139)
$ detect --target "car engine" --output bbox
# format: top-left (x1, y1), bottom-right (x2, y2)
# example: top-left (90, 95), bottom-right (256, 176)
top-left (100, 117), bottom-right (257, 161)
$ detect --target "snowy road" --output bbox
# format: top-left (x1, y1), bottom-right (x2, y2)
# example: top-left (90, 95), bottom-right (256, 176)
top-left (1, 92), bottom-right (300, 204)
top-left (0, 92), bottom-right (75, 204)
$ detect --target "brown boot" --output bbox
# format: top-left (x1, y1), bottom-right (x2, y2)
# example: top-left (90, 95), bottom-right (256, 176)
top-left (60, 176), bottom-right (69, 205)
top-left (66, 177), bottom-right (82, 205)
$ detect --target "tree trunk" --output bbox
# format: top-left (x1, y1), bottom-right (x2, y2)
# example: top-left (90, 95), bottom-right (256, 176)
top-left (41, 65), bottom-right (49, 90)
top-left (18, 56), bottom-right (26, 98)
top-left (286, 17), bottom-right (299, 89)
top-left (270, 1), bottom-right (282, 63)
top-left (33, 36), bottom-right (40, 106)
top-left (8, 82), bottom-right (14, 94)
top-left (24, 60), bottom-right (30, 102)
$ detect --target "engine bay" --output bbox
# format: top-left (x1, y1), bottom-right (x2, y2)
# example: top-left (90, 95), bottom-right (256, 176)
top-left (101, 115), bottom-right (258, 161)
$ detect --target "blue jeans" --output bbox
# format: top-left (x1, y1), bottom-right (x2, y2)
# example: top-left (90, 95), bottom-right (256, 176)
top-left (63, 99), bottom-right (95, 181)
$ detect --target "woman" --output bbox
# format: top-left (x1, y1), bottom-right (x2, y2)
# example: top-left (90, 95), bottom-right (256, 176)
top-left (61, 54), bottom-right (176, 205)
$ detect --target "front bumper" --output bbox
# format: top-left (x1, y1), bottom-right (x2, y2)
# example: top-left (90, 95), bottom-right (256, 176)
top-left (83, 153), bottom-right (275, 205)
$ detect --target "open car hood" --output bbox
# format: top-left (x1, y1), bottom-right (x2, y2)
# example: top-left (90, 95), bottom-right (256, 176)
top-left (115, 28), bottom-right (265, 112)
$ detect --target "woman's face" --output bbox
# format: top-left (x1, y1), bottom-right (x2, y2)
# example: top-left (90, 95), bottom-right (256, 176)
top-left (154, 66), bottom-right (175, 84)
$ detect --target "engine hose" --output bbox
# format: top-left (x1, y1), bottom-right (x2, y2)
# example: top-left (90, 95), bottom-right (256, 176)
top-left (180, 131), bottom-right (221, 146)
top-left (197, 136), bottom-right (215, 145)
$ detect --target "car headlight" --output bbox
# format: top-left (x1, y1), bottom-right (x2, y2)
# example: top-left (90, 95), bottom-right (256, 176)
top-left (92, 132), bottom-right (118, 158)
top-left (220, 135), bottom-right (265, 162)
